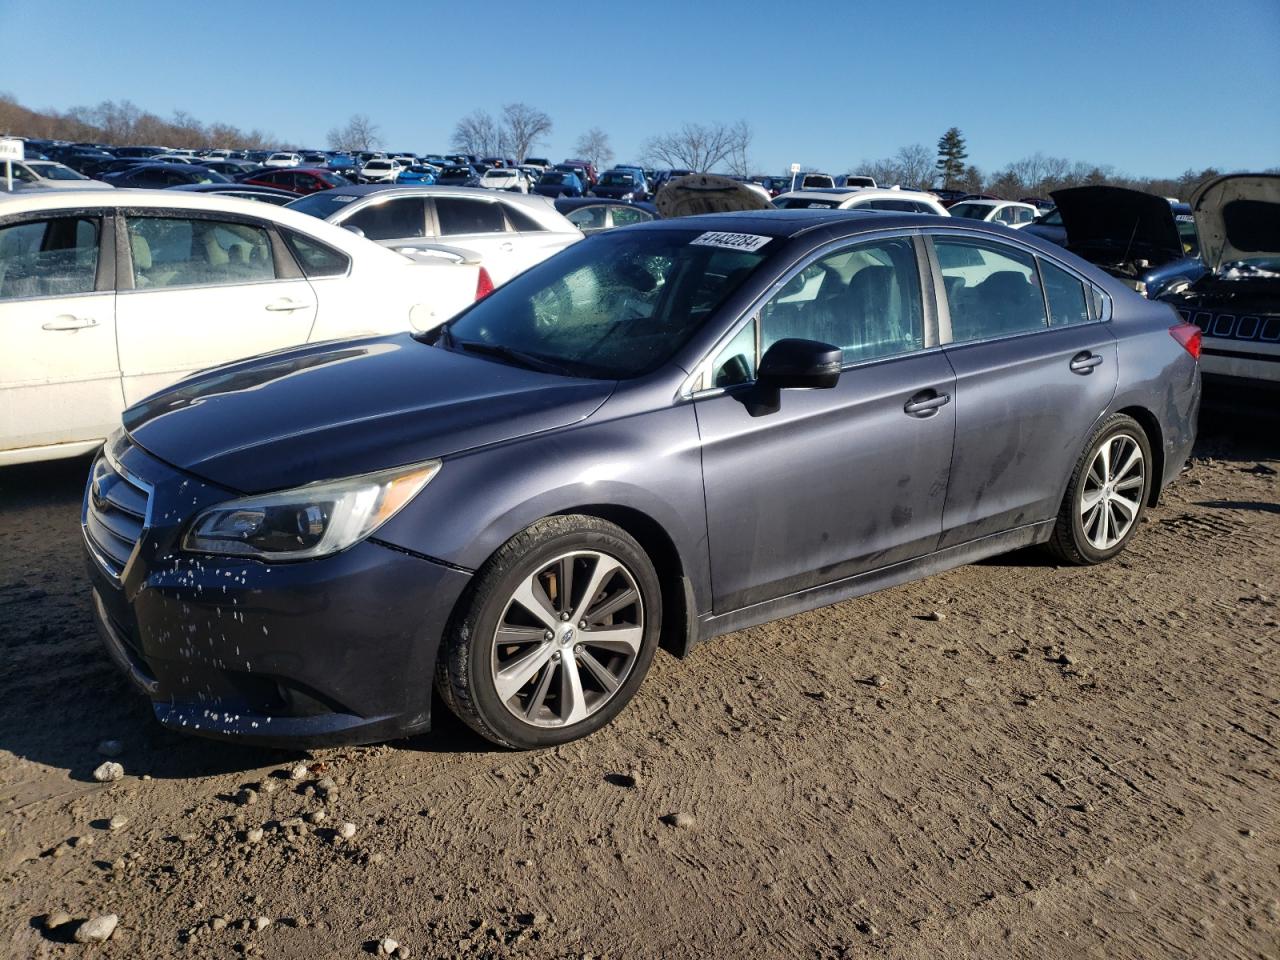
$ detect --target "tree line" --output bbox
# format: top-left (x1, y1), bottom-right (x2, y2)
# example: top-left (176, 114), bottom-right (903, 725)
top-left (2, 94), bottom-right (1262, 201)
top-left (0, 93), bottom-right (280, 151)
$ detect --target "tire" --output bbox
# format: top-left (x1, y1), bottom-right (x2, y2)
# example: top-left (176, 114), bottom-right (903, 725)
top-left (436, 515), bottom-right (662, 749)
top-left (1047, 414), bottom-right (1153, 565)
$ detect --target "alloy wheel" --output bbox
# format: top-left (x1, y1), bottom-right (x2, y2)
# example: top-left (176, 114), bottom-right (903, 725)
top-left (1079, 432), bottom-right (1145, 551)
top-left (491, 550), bottom-right (644, 728)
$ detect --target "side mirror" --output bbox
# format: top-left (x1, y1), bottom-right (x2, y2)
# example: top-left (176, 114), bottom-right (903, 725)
top-left (343, 224), bottom-right (366, 239)
top-left (758, 338), bottom-right (842, 390)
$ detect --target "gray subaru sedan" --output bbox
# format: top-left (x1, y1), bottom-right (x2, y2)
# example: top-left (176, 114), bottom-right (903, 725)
top-left (85, 210), bottom-right (1201, 750)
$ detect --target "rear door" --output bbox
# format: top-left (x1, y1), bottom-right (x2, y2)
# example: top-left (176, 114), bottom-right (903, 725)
top-left (929, 232), bottom-right (1117, 547)
top-left (430, 195), bottom-right (540, 283)
top-left (0, 209), bottom-right (121, 453)
top-left (114, 210), bottom-right (318, 406)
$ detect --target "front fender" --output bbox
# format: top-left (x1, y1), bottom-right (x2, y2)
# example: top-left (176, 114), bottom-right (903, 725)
top-left (372, 402), bottom-right (713, 614)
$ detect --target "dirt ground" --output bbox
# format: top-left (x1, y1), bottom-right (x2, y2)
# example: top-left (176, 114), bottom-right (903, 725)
top-left (1, 409), bottom-right (1276, 960)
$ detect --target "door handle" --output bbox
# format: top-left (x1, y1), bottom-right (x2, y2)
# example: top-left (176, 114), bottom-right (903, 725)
top-left (41, 315), bottom-right (97, 331)
top-left (1069, 351), bottom-right (1103, 374)
top-left (264, 298), bottom-right (309, 312)
top-left (500, 241), bottom-right (514, 252)
top-left (904, 390), bottom-right (951, 417)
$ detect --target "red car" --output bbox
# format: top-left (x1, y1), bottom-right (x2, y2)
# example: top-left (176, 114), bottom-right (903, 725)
top-left (240, 167), bottom-right (350, 196)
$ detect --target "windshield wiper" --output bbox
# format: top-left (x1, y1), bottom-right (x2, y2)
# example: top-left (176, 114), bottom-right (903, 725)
top-left (453, 338), bottom-right (574, 375)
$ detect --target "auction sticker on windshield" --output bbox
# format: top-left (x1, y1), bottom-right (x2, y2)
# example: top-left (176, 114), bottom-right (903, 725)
top-left (690, 232), bottom-right (772, 252)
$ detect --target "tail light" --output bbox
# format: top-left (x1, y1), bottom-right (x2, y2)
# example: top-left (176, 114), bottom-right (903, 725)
top-left (1169, 322), bottom-right (1202, 360)
top-left (475, 266), bottom-right (494, 301)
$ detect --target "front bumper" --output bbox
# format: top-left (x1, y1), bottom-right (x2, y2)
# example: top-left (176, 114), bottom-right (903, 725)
top-left (84, 440), bottom-right (471, 748)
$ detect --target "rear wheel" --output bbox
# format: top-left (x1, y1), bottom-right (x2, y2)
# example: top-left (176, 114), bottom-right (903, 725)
top-left (1048, 414), bottom-right (1152, 565)
top-left (437, 515), bottom-right (661, 749)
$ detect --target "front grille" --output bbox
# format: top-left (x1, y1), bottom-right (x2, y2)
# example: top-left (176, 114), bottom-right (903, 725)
top-left (1175, 307), bottom-right (1280, 344)
top-left (84, 450), bottom-right (151, 578)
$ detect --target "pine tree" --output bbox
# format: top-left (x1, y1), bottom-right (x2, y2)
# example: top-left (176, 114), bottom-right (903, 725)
top-left (935, 128), bottom-right (968, 190)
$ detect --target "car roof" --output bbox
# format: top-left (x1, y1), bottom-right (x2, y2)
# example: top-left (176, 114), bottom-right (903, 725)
top-left (304, 183), bottom-right (551, 207)
top-left (554, 197), bottom-right (658, 213)
top-left (778, 188), bottom-right (939, 204)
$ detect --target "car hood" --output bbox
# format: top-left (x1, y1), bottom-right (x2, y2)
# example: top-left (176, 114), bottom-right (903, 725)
top-left (1189, 173), bottom-right (1280, 273)
top-left (123, 335), bottom-right (615, 493)
top-left (656, 174), bottom-right (773, 218)
top-left (1050, 186), bottom-right (1184, 265)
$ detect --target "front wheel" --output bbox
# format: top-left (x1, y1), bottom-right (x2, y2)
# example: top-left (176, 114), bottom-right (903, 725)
top-left (437, 515), bottom-right (662, 749)
top-left (1047, 414), bottom-right (1153, 565)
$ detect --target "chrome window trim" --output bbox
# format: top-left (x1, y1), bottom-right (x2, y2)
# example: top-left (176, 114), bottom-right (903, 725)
top-left (680, 227), bottom-right (930, 400)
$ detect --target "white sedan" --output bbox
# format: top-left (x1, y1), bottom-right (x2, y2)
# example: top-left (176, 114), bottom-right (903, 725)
top-left (7, 160), bottom-right (115, 191)
top-left (263, 152), bottom-right (302, 168)
top-left (360, 158), bottom-right (403, 183)
top-left (286, 185), bottom-right (583, 286)
top-left (772, 187), bottom-right (949, 216)
top-left (947, 198), bottom-right (1040, 228)
top-left (479, 168), bottom-right (529, 193)
top-left (0, 190), bottom-right (487, 466)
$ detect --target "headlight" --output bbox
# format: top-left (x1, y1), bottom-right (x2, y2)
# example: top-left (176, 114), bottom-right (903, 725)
top-left (183, 460), bottom-right (440, 561)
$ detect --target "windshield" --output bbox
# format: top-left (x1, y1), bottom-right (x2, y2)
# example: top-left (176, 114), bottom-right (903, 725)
top-left (286, 192), bottom-right (361, 219)
top-left (949, 202), bottom-right (995, 220)
top-left (441, 166), bottom-right (472, 178)
top-left (32, 163), bottom-right (86, 181)
top-left (540, 173), bottom-right (566, 184)
top-left (600, 173), bottom-right (635, 186)
top-left (1175, 215), bottom-right (1200, 256)
top-left (1038, 208), bottom-right (1063, 225)
top-left (442, 228), bottom-right (771, 378)
top-left (773, 197), bottom-right (840, 209)
top-left (366, 161), bottom-right (390, 170)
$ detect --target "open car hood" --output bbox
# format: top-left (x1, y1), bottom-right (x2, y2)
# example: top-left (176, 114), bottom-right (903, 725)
top-left (656, 174), bottom-right (772, 218)
top-left (1190, 173), bottom-right (1280, 273)
top-left (1050, 186), bottom-right (1184, 265)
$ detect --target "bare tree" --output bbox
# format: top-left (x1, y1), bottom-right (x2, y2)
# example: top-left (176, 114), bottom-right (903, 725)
top-left (327, 114), bottom-right (381, 153)
top-left (451, 109), bottom-right (506, 158)
top-left (893, 144), bottom-right (934, 188)
top-left (573, 127), bottom-right (614, 172)
top-left (501, 103), bottom-right (552, 163)
top-left (639, 120), bottom-right (752, 172)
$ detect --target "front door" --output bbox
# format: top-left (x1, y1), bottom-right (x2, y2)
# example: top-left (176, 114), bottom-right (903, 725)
top-left (694, 235), bottom-right (956, 613)
top-left (114, 212), bottom-right (317, 406)
top-left (0, 211), bottom-right (122, 453)
top-left (930, 234), bottom-right (1119, 547)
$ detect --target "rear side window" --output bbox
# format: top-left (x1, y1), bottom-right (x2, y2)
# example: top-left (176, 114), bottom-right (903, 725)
top-left (0, 216), bottom-right (101, 300)
top-left (435, 197), bottom-right (507, 235)
top-left (284, 231), bottom-right (350, 278)
top-left (504, 205), bottom-right (546, 232)
top-left (610, 206), bottom-right (654, 227)
top-left (126, 216), bottom-right (276, 289)
top-left (935, 237), bottom-right (1047, 342)
top-left (344, 198), bottom-right (427, 240)
top-left (1040, 259), bottom-right (1091, 326)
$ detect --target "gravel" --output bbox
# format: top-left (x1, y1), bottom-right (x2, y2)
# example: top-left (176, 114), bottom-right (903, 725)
top-left (92, 761), bottom-right (124, 783)
top-left (74, 914), bottom-right (119, 943)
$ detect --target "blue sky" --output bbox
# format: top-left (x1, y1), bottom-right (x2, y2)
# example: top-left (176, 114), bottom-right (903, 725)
top-left (2, 0), bottom-right (1277, 177)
